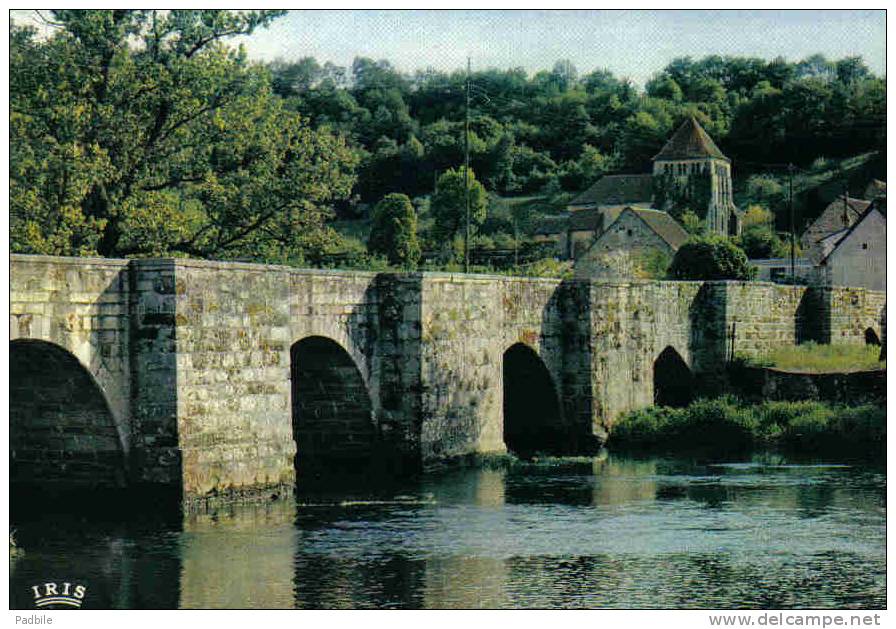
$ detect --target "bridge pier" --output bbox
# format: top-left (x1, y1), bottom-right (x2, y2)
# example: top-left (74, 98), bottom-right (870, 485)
top-left (10, 254), bottom-right (886, 508)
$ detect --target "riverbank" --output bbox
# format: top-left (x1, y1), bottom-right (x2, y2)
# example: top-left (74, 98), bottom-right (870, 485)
top-left (608, 398), bottom-right (885, 458)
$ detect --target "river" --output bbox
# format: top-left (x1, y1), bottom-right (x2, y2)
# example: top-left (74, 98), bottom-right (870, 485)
top-left (9, 453), bottom-right (886, 609)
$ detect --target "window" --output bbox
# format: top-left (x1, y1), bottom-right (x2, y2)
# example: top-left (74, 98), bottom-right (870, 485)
top-left (627, 229), bottom-right (633, 237)
top-left (862, 243), bottom-right (868, 250)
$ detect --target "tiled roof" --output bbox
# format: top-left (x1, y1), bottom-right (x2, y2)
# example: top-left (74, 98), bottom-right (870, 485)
top-left (819, 202), bottom-right (886, 264)
top-left (569, 174), bottom-right (654, 206)
top-left (628, 208), bottom-right (690, 250)
top-left (653, 116), bottom-right (729, 162)
top-left (801, 195), bottom-right (872, 253)
top-left (567, 206), bottom-right (628, 233)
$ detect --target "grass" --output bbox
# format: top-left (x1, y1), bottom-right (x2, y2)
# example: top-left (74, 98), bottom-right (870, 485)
top-left (745, 342), bottom-right (884, 373)
top-left (331, 218), bottom-right (373, 242)
top-left (610, 397), bottom-right (885, 458)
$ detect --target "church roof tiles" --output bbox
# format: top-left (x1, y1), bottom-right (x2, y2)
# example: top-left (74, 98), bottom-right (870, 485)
top-left (569, 174), bottom-right (654, 207)
top-left (653, 116), bottom-right (729, 162)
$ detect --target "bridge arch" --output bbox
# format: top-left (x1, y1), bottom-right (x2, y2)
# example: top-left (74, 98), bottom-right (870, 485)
top-left (290, 335), bottom-right (378, 476)
top-left (10, 339), bottom-right (127, 490)
top-left (502, 342), bottom-right (564, 457)
top-left (653, 346), bottom-right (694, 408)
top-left (864, 327), bottom-right (881, 346)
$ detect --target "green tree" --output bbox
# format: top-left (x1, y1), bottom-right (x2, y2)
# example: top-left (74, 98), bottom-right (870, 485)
top-left (680, 209), bottom-right (705, 236)
top-left (367, 193), bottom-right (421, 268)
top-left (431, 166), bottom-right (488, 239)
top-left (668, 236), bottom-right (755, 280)
top-left (11, 10), bottom-right (357, 261)
top-left (739, 227), bottom-right (777, 259)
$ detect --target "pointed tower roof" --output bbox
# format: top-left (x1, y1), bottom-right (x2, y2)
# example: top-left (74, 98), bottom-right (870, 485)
top-left (653, 116), bottom-right (729, 162)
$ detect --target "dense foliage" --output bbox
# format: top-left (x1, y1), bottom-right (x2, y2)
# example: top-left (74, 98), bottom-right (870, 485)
top-left (11, 10), bottom-right (357, 261)
top-left (367, 193), bottom-right (421, 268)
top-left (610, 397), bottom-right (885, 457)
top-left (430, 166), bottom-right (488, 242)
top-left (270, 52), bottom-right (885, 205)
top-left (10, 10), bottom-right (886, 269)
top-left (668, 236), bottom-right (755, 280)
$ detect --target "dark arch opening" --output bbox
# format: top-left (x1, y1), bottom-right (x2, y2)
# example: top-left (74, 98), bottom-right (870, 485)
top-left (728, 210), bottom-right (740, 237)
top-left (502, 343), bottom-right (564, 457)
top-left (291, 336), bottom-right (378, 478)
top-left (653, 346), bottom-right (694, 408)
top-left (10, 340), bottom-right (126, 491)
top-left (864, 328), bottom-right (881, 346)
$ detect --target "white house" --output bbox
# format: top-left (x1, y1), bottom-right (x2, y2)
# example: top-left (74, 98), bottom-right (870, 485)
top-left (817, 202), bottom-right (886, 291)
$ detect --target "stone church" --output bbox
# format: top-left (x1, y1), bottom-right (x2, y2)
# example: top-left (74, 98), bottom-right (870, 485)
top-left (551, 116), bottom-right (741, 263)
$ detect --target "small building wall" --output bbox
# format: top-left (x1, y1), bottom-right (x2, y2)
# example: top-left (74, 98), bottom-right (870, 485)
top-left (822, 210), bottom-right (886, 291)
top-left (574, 211), bottom-right (674, 280)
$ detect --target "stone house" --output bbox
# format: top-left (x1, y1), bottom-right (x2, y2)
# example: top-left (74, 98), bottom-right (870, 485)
top-left (563, 174), bottom-right (653, 259)
top-left (816, 200), bottom-right (886, 291)
top-left (574, 207), bottom-right (690, 279)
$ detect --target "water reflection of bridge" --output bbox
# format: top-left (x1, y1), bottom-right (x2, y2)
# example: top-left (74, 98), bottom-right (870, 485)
top-left (9, 461), bottom-right (885, 609)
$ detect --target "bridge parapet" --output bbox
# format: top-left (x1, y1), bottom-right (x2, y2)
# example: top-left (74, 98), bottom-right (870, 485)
top-left (9, 255), bottom-right (885, 505)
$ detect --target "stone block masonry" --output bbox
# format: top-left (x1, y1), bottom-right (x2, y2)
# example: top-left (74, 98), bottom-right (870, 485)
top-left (9, 255), bottom-right (886, 506)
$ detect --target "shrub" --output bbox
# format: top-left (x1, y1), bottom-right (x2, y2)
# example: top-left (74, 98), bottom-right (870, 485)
top-left (610, 398), bottom-right (884, 458)
top-left (367, 193), bottom-right (421, 268)
top-left (609, 406), bottom-right (682, 449)
top-left (513, 257), bottom-right (573, 279)
top-left (668, 236), bottom-right (756, 281)
top-left (739, 226), bottom-right (777, 259)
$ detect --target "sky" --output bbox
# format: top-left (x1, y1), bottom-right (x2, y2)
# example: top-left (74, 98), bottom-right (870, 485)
top-left (9, 10), bottom-right (885, 86)
top-left (236, 10), bottom-right (886, 85)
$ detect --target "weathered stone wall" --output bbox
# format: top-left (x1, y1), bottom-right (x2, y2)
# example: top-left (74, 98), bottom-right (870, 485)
top-left (824, 286), bottom-right (886, 345)
top-left (721, 282), bottom-right (809, 358)
top-left (129, 259), bottom-right (181, 487)
top-left (588, 281), bottom-right (709, 430)
top-left (10, 256), bottom-right (132, 458)
top-left (418, 274), bottom-right (594, 462)
top-left (170, 260), bottom-right (295, 500)
top-left (731, 366), bottom-right (885, 407)
top-left (9, 254), bottom-right (887, 504)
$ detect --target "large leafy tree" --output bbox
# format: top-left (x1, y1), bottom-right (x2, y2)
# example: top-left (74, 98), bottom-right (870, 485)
top-left (10, 10), bottom-right (357, 260)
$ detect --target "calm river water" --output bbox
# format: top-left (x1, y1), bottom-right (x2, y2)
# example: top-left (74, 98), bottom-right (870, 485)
top-left (10, 454), bottom-right (886, 609)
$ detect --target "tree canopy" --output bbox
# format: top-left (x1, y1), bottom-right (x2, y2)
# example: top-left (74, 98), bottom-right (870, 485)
top-left (10, 9), bottom-right (886, 269)
top-left (268, 51), bottom-right (884, 204)
top-left (11, 10), bottom-right (357, 261)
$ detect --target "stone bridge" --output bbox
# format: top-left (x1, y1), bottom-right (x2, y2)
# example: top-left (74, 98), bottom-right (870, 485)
top-left (9, 254), bottom-right (886, 504)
